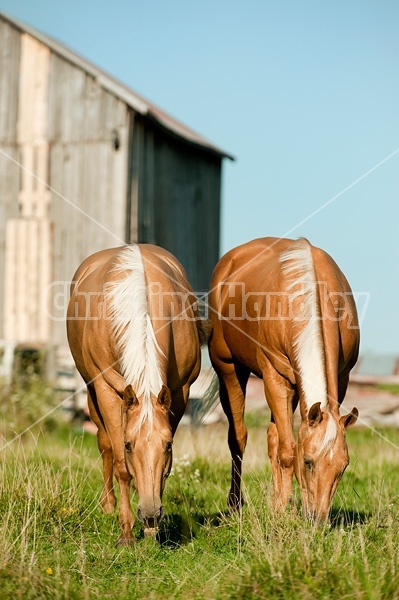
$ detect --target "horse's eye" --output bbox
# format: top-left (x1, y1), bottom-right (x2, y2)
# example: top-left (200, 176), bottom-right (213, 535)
top-left (165, 441), bottom-right (172, 452)
top-left (124, 441), bottom-right (132, 453)
top-left (304, 457), bottom-right (314, 470)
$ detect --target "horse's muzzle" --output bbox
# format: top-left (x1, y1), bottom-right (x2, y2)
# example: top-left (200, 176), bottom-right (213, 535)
top-left (137, 505), bottom-right (164, 527)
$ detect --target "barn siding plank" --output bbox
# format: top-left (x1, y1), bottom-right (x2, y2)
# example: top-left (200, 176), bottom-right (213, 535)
top-left (149, 131), bottom-right (221, 291)
top-left (0, 145), bottom-right (20, 339)
top-left (0, 20), bottom-right (20, 143)
top-left (126, 112), bottom-right (139, 243)
top-left (0, 19), bottom-right (21, 335)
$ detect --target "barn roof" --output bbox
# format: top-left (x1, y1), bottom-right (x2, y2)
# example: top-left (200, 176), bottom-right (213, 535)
top-left (0, 11), bottom-right (234, 160)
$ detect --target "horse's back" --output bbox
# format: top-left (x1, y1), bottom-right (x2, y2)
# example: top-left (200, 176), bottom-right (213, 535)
top-left (210, 237), bottom-right (288, 285)
top-left (140, 244), bottom-right (189, 283)
top-left (67, 243), bottom-right (201, 395)
top-left (70, 247), bottom-right (124, 293)
top-left (310, 244), bottom-right (359, 377)
top-left (208, 238), bottom-right (293, 376)
top-left (139, 245), bottom-right (202, 388)
top-left (70, 244), bottom-right (190, 298)
top-left (209, 237), bottom-right (359, 383)
top-left (67, 247), bottom-right (125, 390)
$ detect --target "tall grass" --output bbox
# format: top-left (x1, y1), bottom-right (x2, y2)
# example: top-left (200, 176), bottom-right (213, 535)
top-left (0, 375), bottom-right (62, 438)
top-left (1, 415), bottom-right (399, 599)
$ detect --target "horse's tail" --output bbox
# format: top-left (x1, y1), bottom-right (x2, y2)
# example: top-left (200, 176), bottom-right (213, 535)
top-left (191, 295), bottom-right (217, 424)
top-left (194, 293), bottom-right (213, 346)
top-left (196, 317), bottom-right (213, 346)
top-left (191, 370), bottom-right (220, 426)
top-left (280, 238), bottom-right (328, 412)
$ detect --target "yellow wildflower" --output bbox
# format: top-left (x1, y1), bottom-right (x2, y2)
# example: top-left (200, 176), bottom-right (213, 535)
top-left (46, 567), bottom-right (53, 575)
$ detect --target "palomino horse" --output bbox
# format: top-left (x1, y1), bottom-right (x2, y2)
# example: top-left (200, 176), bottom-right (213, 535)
top-left (67, 244), bottom-right (207, 545)
top-left (208, 237), bottom-right (359, 522)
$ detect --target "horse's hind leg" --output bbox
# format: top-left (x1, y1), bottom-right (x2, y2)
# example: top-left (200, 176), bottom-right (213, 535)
top-left (87, 385), bottom-right (117, 514)
top-left (217, 364), bottom-right (250, 511)
top-left (264, 366), bottom-right (297, 511)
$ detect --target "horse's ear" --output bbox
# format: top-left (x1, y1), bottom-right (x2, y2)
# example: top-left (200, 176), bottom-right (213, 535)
top-left (157, 385), bottom-right (172, 410)
top-left (340, 407), bottom-right (358, 430)
top-left (123, 385), bottom-right (139, 410)
top-left (308, 402), bottom-right (323, 427)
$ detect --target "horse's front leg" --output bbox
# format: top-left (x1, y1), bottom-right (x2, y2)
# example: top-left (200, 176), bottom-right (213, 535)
top-left (113, 457), bottom-right (135, 546)
top-left (94, 382), bottom-right (135, 546)
top-left (87, 387), bottom-right (116, 513)
top-left (263, 367), bottom-right (297, 511)
top-left (267, 420), bottom-right (294, 510)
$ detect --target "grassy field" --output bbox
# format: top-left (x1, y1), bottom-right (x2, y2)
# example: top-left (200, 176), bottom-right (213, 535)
top-left (1, 404), bottom-right (399, 599)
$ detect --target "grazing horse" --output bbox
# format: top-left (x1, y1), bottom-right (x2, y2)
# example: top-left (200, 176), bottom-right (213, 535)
top-left (67, 244), bottom-right (207, 545)
top-left (208, 237), bottom-right (359, 522)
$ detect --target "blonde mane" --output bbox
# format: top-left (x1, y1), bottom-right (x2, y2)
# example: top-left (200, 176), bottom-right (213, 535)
top-left (106, 245), bottom-right (163, 430)
top-left (280, 239), bottom-right (337, 452)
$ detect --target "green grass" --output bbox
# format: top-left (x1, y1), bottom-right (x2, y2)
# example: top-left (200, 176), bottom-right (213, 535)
top-left (1, 417), bottom-right (399, 599)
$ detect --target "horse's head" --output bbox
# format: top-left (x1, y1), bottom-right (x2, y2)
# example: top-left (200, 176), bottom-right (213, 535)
top-left (122, 384), bottom-right (173, 528)
top-left (294, 402), bottom-right (358, 522)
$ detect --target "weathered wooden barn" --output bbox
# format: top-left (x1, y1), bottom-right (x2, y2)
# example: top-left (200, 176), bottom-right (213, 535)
top-left (0, 11), bottom-right (231, 367)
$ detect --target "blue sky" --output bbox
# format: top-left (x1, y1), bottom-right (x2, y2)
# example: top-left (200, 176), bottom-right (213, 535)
top-left (0, 1), bottom-right (398, 353)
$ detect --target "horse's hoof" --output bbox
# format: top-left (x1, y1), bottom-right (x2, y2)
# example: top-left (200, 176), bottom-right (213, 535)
top-left (115, 536), bottom-right (134, 547)
top-left (228, 496), bottom-right (244, 513)
top-left (103, 504), bottom-right (116, 515)
top-left (101, 496), bottom-right (117, 514)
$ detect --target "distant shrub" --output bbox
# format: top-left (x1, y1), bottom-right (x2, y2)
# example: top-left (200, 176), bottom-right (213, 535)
top-left (0, 374), bottom-right (62, 437)
top-left (377, 383), bottom-right (399, 395)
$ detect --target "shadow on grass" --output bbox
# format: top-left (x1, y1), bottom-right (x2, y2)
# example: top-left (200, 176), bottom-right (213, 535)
top-left (157, 510), bottom-right (231, 548)
top-left (151, 505), bottom-right (370, 547)
top-left (330, 507), bottom-right (372, 527)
